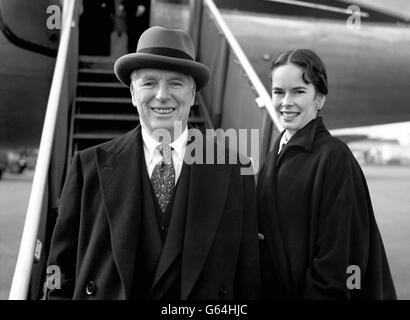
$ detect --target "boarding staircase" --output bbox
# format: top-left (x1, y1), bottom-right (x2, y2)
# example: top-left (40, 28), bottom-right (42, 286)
top-left (69, 56), bottom-right (213, 159)
top-left (9, 0), bottom-right (277, 300)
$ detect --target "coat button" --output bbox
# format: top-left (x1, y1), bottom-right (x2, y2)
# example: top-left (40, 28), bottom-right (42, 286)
top-left (258, 233), bottom-right (265, 241)
top-left (86, 281), bottom-right (96, 296)
top-left (218, 285), bottom-right (227, 298)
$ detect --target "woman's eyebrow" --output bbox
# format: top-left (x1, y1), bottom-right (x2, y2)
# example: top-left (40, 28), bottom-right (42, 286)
top-left (292, 86), bottom-right (308, 90)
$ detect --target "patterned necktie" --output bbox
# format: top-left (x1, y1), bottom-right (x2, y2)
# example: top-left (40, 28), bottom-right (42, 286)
top-left (151, 144), bottom-right (175, 213)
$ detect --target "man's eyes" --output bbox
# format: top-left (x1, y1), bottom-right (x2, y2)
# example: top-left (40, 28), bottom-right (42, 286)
top-left (169, 81), bottom-right (184, 87)
top-left (139, 81), bottom-right (184, 87)
top-left (141, 81), bottom-right (155, 87)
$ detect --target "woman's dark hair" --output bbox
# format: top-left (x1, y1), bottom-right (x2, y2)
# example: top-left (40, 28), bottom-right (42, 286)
top-left (269, 49), bottom-right (328, 96)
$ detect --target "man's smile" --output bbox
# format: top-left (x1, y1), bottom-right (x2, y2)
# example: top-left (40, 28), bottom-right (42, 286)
top-left (151, 107), bottom-right (176, 115)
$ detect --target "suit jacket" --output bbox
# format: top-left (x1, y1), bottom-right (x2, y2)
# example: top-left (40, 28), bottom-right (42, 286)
top-left (257, 117), bottom-right (396, 299)
top-left (47, 125), bottom-right (260, 299)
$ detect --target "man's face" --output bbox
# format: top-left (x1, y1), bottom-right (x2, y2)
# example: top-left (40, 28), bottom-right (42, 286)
top-left (130, 69), bottom-right (196, 140)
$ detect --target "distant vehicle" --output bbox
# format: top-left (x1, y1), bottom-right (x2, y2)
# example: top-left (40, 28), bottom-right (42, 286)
top-left (22, 148), bottom-right (39, 170)
top-left (0, 150), bottom-right (27, 178)
top-left (7, 150), bottom-right (27, 174)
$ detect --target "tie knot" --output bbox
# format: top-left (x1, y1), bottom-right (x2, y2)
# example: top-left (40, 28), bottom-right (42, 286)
top-left (157, 144), bottom-right (172, 165)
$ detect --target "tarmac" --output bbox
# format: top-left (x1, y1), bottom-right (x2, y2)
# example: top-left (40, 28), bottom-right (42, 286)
top-left (0, 165), bottom-right (409, 299)
top-left (0, 170), bottom-right (33, 299)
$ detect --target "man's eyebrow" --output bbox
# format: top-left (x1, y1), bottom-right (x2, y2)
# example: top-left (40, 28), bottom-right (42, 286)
top-left (168, 75), bottom-right (185, 81)
top-left (139, 74), bottom-right (156, 81)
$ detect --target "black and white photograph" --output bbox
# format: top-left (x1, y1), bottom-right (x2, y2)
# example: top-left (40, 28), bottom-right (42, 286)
top-left (1, 0), bottom-right (409, 311)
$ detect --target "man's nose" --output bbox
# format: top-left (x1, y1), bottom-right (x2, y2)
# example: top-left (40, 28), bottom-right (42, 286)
top-left (155, 82), bottom-right (170, 101)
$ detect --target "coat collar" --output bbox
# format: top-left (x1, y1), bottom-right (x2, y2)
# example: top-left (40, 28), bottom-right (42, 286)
top-left (276, 117), bottom-right (325, 164)
top-left (95, 126), bottom-right (143, 299)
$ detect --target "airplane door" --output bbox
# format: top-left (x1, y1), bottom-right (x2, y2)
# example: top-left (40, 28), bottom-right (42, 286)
top-left (79, 0), bottom-right (114, 56)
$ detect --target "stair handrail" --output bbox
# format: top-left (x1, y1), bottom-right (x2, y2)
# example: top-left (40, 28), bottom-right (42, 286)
top-left (202, 0), bottom-right (283, 132)
top-left (8, 0), bottom-right (78, 300)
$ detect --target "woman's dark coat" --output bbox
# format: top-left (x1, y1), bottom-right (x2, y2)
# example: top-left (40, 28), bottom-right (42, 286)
top-left (257, 117), bottom-right (396, 299)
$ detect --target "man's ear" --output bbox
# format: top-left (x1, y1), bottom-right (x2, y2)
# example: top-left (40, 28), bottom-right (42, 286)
top-left (191, 81), bottom-right (196, 105)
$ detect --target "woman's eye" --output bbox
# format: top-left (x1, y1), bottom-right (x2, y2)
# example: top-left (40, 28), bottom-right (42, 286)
top-left (273, 90), bottom-right (283, 95)
top-left (295, 90), bottom-right (305, 94)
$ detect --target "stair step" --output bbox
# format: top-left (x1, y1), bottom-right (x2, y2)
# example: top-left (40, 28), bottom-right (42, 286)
top-left (74, 113), bottom-right (206, 123)
top-left (78, 69), bottom-right (118, 83)
top-left (80, 55), bottom-right (116, 63)
top-left (73, 132), bottom-right (125, 140)
top-left (79, 55), bottom-right (115, 70)
top-left (75, 97), bottom-right (132, 104)
top-left (75, 97), bottom-right (201, 108)
top-left (77, 82), bottom-right (124, 88)
top-left (74, 98), bottom-right (202, 116)
top-left (78, 68), bottom-right (115, 74)
top-left (77, 82), bottom-right (129, 98)
top-left (75, 114), bottom-right (139, 121)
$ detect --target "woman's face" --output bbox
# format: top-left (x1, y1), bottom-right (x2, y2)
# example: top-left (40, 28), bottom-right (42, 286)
top-left (271, 63), bottom-right (323, 137)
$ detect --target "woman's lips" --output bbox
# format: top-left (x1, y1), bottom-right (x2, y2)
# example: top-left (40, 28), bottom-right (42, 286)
top-left (281, 111), bottom-right (300, 120)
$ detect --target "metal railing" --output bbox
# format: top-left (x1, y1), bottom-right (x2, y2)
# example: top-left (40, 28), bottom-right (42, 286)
top-left (149, 0), bottom-right (283, 161)
top-left (9, 0), bottom-right (80, 300)
top-left (189, 0), bottom-right (283, 162)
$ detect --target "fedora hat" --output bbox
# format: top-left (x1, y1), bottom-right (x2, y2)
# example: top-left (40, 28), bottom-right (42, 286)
top-left (114, 26), bottom-right (210, 90)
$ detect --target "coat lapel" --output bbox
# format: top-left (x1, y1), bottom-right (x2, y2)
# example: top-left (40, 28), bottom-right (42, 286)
top-left (96, 126), bottom-right (143, 299)
top-left (181, 138), bottom-right (232, 299)
top-left (262, 118), bottom-right (322, 297)
top-left (150, 163), bottom-right (190, 294)
top-left (259, 134), bottom-right (294, 296)
top-left (277, 117), bottom-right (321, 165)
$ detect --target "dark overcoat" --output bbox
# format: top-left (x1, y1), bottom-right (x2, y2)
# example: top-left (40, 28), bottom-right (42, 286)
top-left (47, 125), bottom-right (260, 299)
top-left (257, 117), bottom-right (396, 299)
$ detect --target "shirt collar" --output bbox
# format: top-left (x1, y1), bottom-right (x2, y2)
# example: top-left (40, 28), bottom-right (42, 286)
top-left (141, 125), bottom-right (188, 164)
top-left (170, 127), bottom-right (188, 162)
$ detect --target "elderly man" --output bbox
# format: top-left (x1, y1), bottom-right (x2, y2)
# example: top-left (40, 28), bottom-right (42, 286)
top-left (47, 26), bottom-right (260, 300)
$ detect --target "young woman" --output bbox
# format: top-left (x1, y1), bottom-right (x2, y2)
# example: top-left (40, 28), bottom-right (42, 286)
top-left (257, 49), bottom-right (396, 299)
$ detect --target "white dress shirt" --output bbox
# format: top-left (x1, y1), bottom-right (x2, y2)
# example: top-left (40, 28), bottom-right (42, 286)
top-left (141, 126), bottom-right (188, 185)
top-left (278, 132), bottom-right (290, 154)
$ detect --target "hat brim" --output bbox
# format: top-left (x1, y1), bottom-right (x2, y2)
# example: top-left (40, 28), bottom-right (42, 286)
top-left (114, 53), bottom-right (210, 90)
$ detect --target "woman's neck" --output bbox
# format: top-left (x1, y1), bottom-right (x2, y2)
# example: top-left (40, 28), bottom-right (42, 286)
top-left (284, 130), bottom-right (296, 141)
